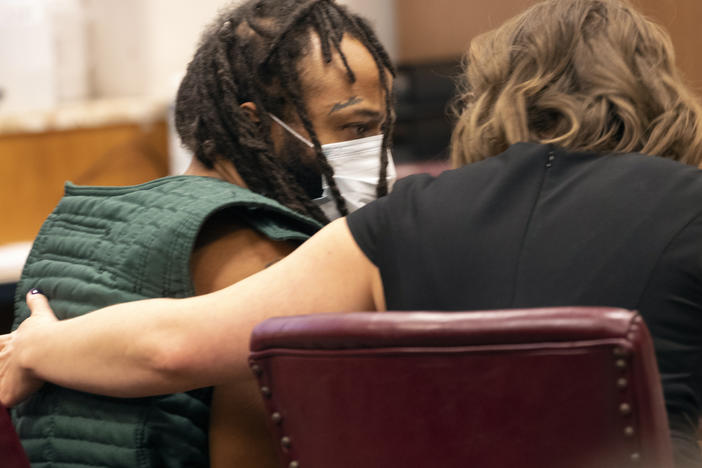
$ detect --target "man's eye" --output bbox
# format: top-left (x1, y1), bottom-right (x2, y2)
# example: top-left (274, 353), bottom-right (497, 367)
top-left (340, 121), bottom-right (381, 140)
top-left (352, 125), bottom-right (369, 136)
top-left (344, 124), bottom-right (370, 138)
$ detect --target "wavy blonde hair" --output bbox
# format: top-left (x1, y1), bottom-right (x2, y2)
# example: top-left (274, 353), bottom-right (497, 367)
top-left (451, 0), bottom-right (702, 167)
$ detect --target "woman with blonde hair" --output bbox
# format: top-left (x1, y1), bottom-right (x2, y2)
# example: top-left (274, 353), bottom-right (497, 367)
top-left (3, 0), bottom-right (702, 466)
top-left (451, 0), bottom-right (702, 166)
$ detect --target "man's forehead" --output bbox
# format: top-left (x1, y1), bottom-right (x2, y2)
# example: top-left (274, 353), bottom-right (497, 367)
top-left (300, 33), bottom-right (378, 87)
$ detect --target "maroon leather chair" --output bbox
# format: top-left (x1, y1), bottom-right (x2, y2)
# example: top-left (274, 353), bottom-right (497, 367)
top-left (249, 307), bottom-right (673, 468)
top-left (0, 404), bottom-right (29, 468)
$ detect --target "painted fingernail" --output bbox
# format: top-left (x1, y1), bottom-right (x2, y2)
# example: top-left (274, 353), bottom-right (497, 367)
top-left (29, 288), bottom-right (44, 295)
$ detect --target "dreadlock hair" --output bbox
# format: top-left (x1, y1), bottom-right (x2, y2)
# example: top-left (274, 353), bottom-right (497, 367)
top-left (175, 0), bottom-right (395, 224)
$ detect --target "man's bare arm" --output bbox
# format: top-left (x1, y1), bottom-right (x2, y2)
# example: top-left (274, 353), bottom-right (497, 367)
top-left (190, 214), bottom-right (298, 468)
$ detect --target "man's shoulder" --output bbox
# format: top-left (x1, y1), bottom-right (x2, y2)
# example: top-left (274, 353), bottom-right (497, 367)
top-left (190, 212), bottom-right (298, 295)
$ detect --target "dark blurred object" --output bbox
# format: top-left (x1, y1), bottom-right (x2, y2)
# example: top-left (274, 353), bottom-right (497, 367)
top-left (396, 159), bottom-right (451, 179)
top-left (0, 401), bottom-right (29, 467)
top-left (392, 60), bottom-right (461, 165)
top-left (0, 283), bottom-right (15, 334)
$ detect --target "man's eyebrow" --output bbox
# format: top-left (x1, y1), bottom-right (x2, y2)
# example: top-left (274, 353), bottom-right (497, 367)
top-left (332, 107), bottom-right (385, 120)
top-left (329, 96), bottom-right (363, 115)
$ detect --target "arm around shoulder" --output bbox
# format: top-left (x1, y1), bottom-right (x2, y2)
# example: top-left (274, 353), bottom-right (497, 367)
top-left (0, 217), bottom-right (383, 402)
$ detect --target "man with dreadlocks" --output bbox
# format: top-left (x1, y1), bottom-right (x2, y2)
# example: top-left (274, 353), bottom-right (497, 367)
top-left (179, 0), bottom-right (395, 224)
top-left (7, 1), bottom-right (395, 467)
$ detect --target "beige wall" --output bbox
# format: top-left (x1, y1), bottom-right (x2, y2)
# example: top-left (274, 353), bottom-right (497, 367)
top-left (87, 0), bottom-right (397, 101)
top-left (633, 0), bottom-right (702, 93)
top-left (87, 0), bottom-right (238, 100)
top-left (342, 0), bottom-right (397, 59)
top-left (396, 0), bottom-right (536, 64)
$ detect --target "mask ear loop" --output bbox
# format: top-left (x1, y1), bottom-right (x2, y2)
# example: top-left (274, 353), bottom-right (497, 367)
top-left (269, 113), bottom-right (314, 148)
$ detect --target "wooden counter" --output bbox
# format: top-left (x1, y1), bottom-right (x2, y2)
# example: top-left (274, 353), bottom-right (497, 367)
top-left (0, 99), bottom-right (170, 245)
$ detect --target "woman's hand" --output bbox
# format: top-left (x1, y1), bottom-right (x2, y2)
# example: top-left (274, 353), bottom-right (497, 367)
top-left (0, 290), bottom-right (57, 407)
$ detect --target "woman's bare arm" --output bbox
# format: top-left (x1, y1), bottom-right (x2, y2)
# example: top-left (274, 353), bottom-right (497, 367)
top-left (0, 218), bottom-right (385, 406)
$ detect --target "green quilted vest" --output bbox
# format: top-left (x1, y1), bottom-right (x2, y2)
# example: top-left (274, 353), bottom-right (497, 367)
top-left (12, 175), bottom-right (321, 468)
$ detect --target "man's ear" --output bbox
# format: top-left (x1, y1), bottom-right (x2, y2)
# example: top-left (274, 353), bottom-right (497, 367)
top-left (240, 102), bottom-right (261, 123)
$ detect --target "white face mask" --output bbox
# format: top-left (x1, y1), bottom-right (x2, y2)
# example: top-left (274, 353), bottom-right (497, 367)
top-left (269, 113), bottom-right (397, 220)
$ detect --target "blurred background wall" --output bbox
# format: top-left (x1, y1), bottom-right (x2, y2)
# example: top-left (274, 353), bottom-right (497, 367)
top-left (85, 0), bottom-right (396, 101)
top-left (392, 0), bottom-right (702, 166)
top-left (0, 0), bottom-right (700, 329)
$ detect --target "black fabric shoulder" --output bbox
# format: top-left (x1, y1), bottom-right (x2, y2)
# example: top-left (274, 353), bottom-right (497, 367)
top-left (347, 174), bottom-right (436, 266)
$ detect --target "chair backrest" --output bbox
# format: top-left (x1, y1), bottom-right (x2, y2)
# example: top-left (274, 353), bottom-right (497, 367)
top-left (249, 307), bottom-right (674, 468)
top-left (0, 404), bottom-right (29, 468)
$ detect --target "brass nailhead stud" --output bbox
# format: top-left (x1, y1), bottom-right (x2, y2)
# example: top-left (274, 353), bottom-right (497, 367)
top-left (272, 412), bottom-right (283, 424)
top-left (281, 436), bottom-right (292, 449)
top-left (613, 347), bottom-right (628, 357)
top-left (617, 377), bottom-right (628, 389)
top-left (615, 359), bottom-right (627, 369)
top-left (250, 364), bottom-right (262, 376)
top-left (261, 386), bottom-right (272, 398)
top-left (619, 403), bottom-right (632, 415)
top-left (624, 426), bottom-right (635, 437)
top-left (289, 462), bottom-right (299, 468)
top-left (631, 452), bottom-right (641, 462)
